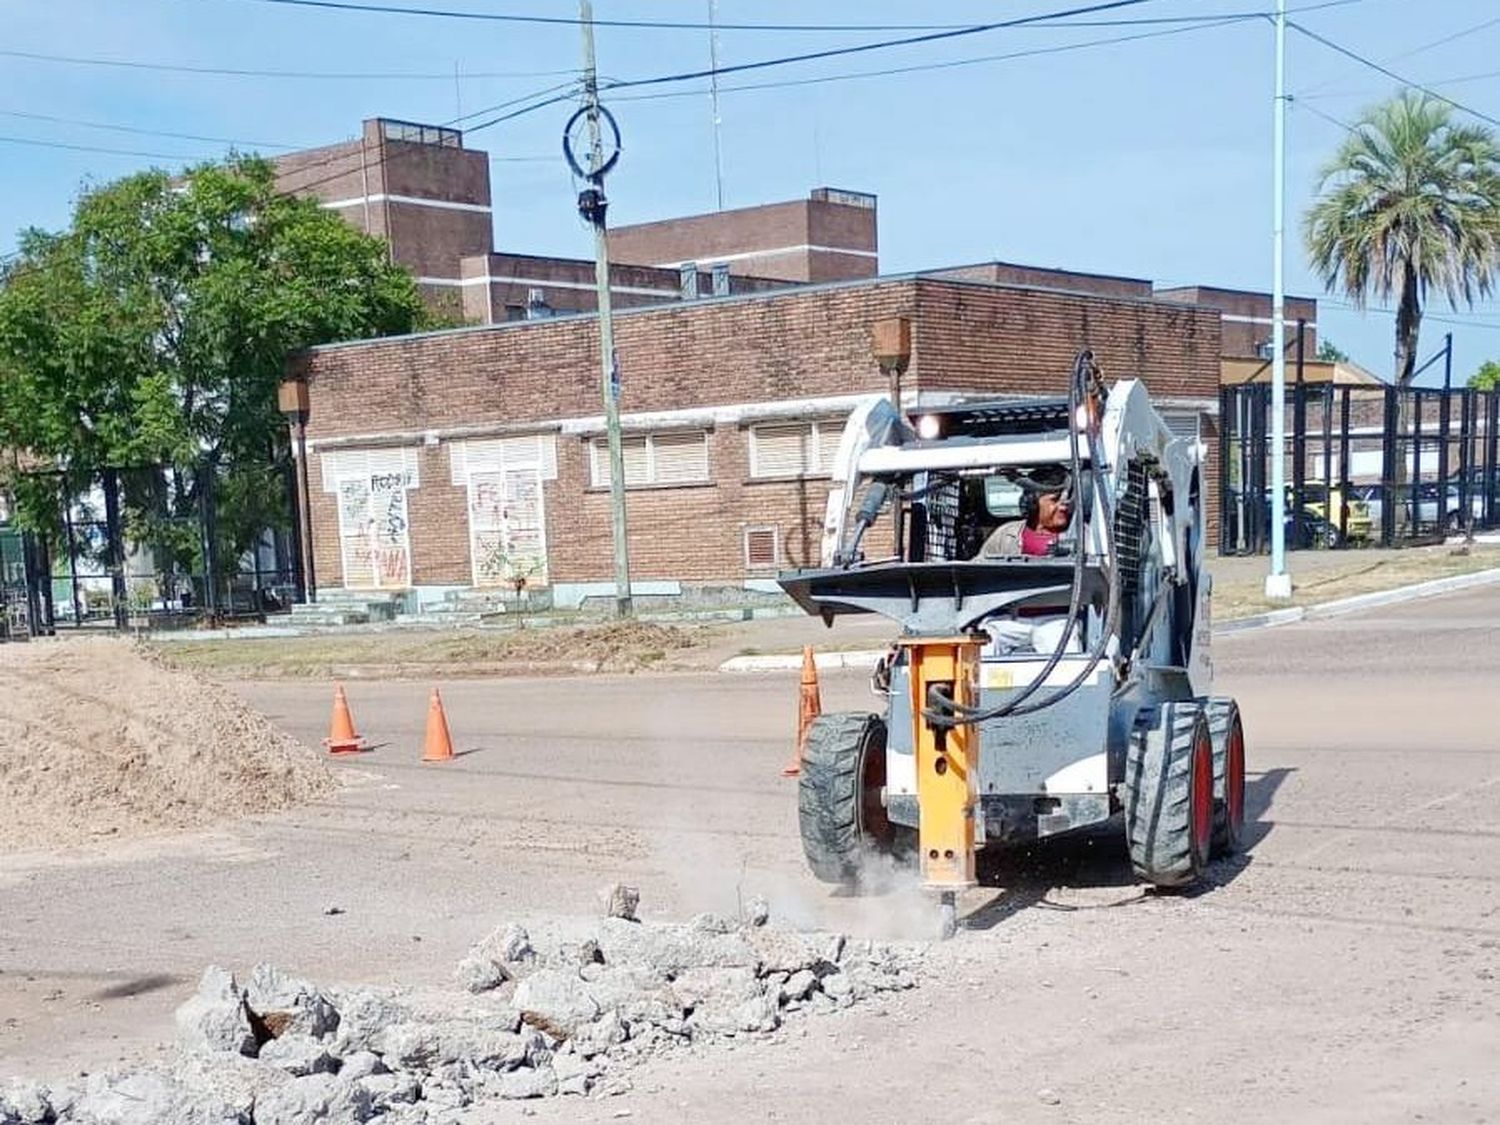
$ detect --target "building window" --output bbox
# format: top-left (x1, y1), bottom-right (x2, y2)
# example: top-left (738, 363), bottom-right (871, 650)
top-left (748, 421), bottom-right (837, 479)
top-left (589, 431), bottom-right (710, 488)
top-left (744, 527), bottom-right (780, 571)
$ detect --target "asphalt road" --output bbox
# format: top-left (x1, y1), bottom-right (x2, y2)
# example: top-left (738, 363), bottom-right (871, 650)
top-left (3, 586), bottom-right (1500, 1123)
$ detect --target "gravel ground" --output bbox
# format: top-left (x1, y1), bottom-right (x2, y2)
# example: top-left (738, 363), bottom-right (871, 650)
top-left (3, 586), bottom-right (1499, 1122)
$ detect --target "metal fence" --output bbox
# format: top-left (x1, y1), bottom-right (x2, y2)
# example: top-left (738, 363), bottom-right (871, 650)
top-left (1220, 381), bottom-right (1500, 555)
top-left (3, 461), bottom-right (301, 636)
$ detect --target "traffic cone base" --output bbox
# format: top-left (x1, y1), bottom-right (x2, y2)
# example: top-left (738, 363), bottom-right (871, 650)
top-left (323, 684), bottom-right (368, 755)
top-left (421, 687), bottom-right (455, 763)
top-left (782, 645), bottom-right (821, 777)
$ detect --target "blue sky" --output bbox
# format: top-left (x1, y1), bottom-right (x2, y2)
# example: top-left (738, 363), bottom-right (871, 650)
top-left (4, 0), bottom-right (1500, 383)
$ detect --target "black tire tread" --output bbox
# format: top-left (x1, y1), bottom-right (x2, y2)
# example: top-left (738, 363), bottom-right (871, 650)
top-left (1125, 702), bottom-right (1209, 887)
top-left (798, 712), bottom-right (886, 885)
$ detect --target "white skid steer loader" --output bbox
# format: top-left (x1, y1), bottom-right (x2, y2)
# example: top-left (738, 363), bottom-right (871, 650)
top-left (778, 352), bottom-right (1245, 937)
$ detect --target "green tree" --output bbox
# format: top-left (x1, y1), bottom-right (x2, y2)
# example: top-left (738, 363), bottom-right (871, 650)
top-left (1305, 91), bottom-right (1500, 386)
top-left (1470, 359), bottom-right (1500, 390)
top-left (0, 156), bottom-right (427, 578)
top-left (1316, 339), bottom-right (1349, 363)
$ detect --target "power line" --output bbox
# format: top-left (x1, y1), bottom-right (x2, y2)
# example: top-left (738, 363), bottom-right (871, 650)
top-left (594, 0), bottom-right (1174, 95)
top-left (610, 13), bottom-right (1261, 105)
top-left (1384, 14), bottom-right (1500, 66)
top-left (0, 108), bottom-right (294, 150)
top-left (0, 134), bottom-right (209, 160)
top-left (1299, 67), bottom-right (1500, 102)
top-left (210, 0), bottom-right (988, 32)
top-left (203, 0), bottom-right (1359, 32)
top-left (0, 46), bottom-right (577, 81)
top-left (1323, 298), bottom-right (1500, 332)
top-left (1288, 21), bottom-right (1500, 129)
top-left (445, 79), bottom-right (580, 126)
top-left (1297, 12), bottom-right (1500, 99)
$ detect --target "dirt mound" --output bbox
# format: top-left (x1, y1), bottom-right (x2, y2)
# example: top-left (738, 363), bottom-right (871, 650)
top-left (0, 637), bottom-right (335, 851)
top-left (551, 620), bottom-right (702, 672)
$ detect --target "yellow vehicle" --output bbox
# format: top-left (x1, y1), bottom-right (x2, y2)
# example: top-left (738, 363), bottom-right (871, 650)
top-left (1297, 484), bottom-right (1373, 545)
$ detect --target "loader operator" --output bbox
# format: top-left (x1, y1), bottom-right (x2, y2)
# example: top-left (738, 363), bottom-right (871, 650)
top-left (973, 465), bottom-right (1080, 656)
top-left (977, 464), bottom-right (1073, 558)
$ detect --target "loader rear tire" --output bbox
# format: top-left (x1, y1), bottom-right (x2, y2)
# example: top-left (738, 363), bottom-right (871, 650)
top-left (798, 712), bottom-right (893, 886)
top-left (1202, 698), bottom-right (1247, 856)
top-left (1125, 702), bottom-right (1214, 888)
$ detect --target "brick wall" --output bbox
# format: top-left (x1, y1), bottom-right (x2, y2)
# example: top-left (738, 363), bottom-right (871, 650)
top-left (1155, 285), bottom-right (1318, 360)
top-left (295, 276), bottom-right (1222, 589)
top-left (273, 120), bottom-right (493, 297)
top-left (923, 263), bottom-right (1154, 301)
top-left (608, 192), bottom-right (878, 283)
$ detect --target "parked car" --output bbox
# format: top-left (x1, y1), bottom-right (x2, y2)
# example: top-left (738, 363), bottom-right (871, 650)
top-left (1351, 482), bottom-right (1486, 535)
top-left (1299, 484), bottom-right (1373, 544)
top-left (1222, 485), bottom-right (1371, 549)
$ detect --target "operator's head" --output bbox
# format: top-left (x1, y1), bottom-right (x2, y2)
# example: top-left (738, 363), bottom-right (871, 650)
top-left (1023, 465), bottom-right (1073, 533)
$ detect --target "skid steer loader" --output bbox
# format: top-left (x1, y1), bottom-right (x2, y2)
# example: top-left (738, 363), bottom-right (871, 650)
top-left (778, 353), bottom-right (1246, 936)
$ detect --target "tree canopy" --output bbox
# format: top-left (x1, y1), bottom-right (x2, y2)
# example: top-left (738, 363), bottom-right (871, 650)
top-left (1316, 339), bottom-right (1349, 363)
top-left (0, 156), bottom-right (429, 573)
top-left (1304, 91), bottom-right (1500, 386)
top-left (1469, 359), bottom-right (1500, 390)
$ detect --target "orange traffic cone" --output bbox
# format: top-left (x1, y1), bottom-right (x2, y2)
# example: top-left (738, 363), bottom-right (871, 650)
top-left (421, 687), bottom-right (455, 763)
top-left (782, 646), bottom-right (821, 777)
top-left (323, 684), bottom-right (368, 755)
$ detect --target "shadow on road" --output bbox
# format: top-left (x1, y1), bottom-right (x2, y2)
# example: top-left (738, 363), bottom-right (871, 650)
top-left (961, 766), bottom-right (1297, 929)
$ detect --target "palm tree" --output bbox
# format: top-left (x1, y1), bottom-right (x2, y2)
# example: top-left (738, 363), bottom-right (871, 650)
top-left (1305, 91), bottom-right (1500, 385)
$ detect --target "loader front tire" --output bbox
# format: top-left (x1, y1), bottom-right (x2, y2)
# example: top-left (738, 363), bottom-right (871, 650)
top-left (798, 712), bottom-right (893, 886)
top-left (1125, 702), bottom-right (1214, 888)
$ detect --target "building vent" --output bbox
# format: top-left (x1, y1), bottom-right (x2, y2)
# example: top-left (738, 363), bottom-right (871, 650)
top-left (744, 527), bottom-right (779, 570)
top-left (679, 262), bottom-right (699, 300)
top-left (711, 262), bottom-right (731, 296)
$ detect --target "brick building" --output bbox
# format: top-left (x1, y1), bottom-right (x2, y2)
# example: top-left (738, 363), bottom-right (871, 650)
top-left (608, 188), bottom-right (879, 284)
top-left (273, 120), bottom-right (871, 325)
top-left (286, 273), bottom-right (1220, 607)
top-left (273, 119), bottom-right (493, 317)
top-left (1155, 284), bottom-right (1319, 359)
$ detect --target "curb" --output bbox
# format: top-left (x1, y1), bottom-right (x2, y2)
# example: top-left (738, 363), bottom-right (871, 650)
top-left (717, 566), bottom-right (1500, 670)
top-left (719, 650), bottom-right (886, 674)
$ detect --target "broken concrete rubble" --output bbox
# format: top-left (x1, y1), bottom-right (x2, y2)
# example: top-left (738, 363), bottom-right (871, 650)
top-left (9, 893), bottom-right (921, 1123)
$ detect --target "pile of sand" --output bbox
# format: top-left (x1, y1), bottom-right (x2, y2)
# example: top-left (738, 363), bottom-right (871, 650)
top-left (0, 637), bottom-right (334, 850)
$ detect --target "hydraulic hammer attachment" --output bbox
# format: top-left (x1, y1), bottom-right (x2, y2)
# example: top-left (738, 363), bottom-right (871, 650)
top-left (898, 635), bottom-right (985, 938)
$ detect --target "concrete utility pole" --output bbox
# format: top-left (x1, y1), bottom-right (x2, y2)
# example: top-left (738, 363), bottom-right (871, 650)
top-left (1266, 0), bottom-right (1293, 600)
top-left (577, 0), bottom-right (633, 617)
top-left (708, 0), bottom-right (726, 210)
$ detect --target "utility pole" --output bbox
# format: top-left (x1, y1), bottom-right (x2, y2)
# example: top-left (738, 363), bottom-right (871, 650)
top-left (708, 0), bottom-right (726, 210)
top-left (1266, 0), bottom-right (1293, 600)
top-left (575, 0), bottom-right (633, 617)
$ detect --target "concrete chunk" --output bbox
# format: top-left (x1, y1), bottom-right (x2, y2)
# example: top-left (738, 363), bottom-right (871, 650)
top-left (512, 970), bottom-right (601, 1039)
top-left (173, 966), bottom-right (256, 1057)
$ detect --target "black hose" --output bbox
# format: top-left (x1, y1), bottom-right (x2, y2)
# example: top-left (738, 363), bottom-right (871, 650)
top-left (923, 350), bottom-right (1104, 728)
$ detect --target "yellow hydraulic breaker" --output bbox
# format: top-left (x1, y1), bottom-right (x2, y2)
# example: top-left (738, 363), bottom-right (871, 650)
top-left (898, 635), bottom-right (984, 938)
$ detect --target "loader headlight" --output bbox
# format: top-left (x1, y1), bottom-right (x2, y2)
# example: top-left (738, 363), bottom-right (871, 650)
top-left (916, 414), bottom-right (942, 440)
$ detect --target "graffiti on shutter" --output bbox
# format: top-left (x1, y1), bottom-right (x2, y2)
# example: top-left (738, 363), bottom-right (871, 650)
top-left (470, 468), bottom-right (547, 588)
top-left (337, 471), bottom-right (412, 589)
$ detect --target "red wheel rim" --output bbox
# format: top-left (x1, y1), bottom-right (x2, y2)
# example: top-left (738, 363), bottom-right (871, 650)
top-left (1226, 719), bottom-right (1246, 835)
top-left (1191, 728), bottom-right (1214, 861)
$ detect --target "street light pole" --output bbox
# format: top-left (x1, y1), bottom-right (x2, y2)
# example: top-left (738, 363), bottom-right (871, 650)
top-left (576, 0), bottom-right (633, 617)
top-left (1266, 0), bottom-right (1293, 600)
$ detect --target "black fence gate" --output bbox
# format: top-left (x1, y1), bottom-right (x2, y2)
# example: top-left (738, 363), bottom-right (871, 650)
top-left (1221, 381), bottom-right (1500, 554)
top-left (6, 460), bottom-right (302, 633)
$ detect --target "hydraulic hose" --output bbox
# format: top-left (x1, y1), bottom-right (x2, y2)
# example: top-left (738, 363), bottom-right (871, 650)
top-left (923, 350), bottom-right (1111, 728)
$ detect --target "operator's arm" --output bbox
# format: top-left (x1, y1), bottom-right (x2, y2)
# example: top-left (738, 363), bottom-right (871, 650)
top-left (976, 520), bottom-right (1024, 558)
